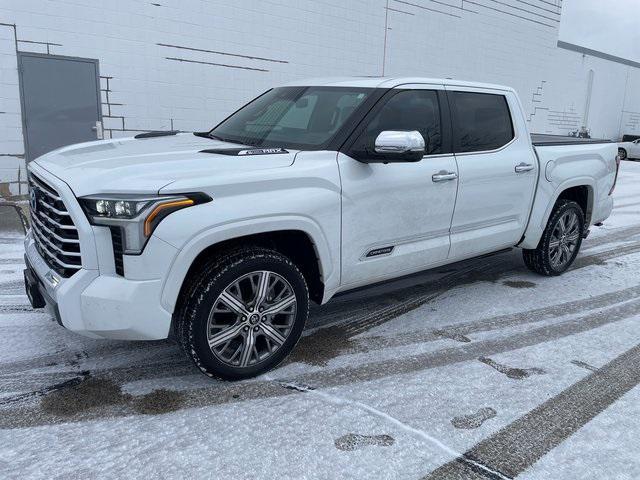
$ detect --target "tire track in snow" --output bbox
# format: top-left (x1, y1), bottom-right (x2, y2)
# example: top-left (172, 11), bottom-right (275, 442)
top-left (423, 343), bottom-right (640, 480)
top-left (2, 233), bottom-right (640, 395)
top-left (1, 296), bottom-right (639, 429)
top-left (5, 281), bottom-right (638, 394)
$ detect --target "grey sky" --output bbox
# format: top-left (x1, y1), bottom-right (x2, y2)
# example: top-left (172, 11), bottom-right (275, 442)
top-left (559, 0), bottom-right (640, 63)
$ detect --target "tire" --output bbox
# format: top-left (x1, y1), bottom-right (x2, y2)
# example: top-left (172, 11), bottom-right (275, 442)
top-left (176, 247), bottom-right (309, 380)
top-left (523, 199), bottom-right (585, 276)
top-left (618, 148), bottom-right (627, 160)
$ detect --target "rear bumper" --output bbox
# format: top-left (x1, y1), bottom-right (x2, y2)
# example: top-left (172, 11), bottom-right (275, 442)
top-left (25, 229), bottom-right (174, 341)
top-left (592, 194), bottom-right (613, 226)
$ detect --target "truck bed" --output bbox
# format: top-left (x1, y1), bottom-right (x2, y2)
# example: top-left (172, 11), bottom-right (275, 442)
top-left (531, 134), bottom-right (612, 147)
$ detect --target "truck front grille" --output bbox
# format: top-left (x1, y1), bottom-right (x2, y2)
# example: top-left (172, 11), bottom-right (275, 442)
top-left (28, 174), bottom-right (82, 277)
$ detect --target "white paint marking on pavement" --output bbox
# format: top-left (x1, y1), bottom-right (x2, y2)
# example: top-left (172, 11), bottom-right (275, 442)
top-left (274, 378), bottom-right (511, 480)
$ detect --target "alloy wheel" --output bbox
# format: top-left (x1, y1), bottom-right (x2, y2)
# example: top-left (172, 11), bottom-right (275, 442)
top-left (206, 270), bottom-right (297, 367)
top-left (549, 210), bottom-right (581, 269)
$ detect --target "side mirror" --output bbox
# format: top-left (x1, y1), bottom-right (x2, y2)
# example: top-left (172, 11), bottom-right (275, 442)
top-left (373, 130), bottom-right (425, 162)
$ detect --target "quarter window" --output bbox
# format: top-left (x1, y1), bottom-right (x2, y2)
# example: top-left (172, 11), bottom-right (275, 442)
top-left (353, 90), bottom-right (442, 156)
top-left (450, 92), bottom-right (514, 153)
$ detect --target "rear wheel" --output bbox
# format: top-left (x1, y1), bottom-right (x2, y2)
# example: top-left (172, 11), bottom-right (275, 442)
top-left (176, 247), bottom-right (309, 380)
top-left (523, 200), bottom-right (584, 276)
top-left (618, 148), bottom-right (627, 160)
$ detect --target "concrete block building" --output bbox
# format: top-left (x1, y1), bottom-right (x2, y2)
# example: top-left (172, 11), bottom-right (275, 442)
top-left (1, 0), bottom-right (639, 196)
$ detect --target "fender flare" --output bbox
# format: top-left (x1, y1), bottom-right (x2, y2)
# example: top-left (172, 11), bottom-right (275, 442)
top-left (159, 215), bottom-right (337, 313)
top-left (541, 177), bottom-right (595, 229)
top-left (521, 176), bottom-right (595, 249)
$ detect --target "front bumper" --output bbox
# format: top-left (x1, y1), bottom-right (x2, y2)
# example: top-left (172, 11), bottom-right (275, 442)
top-left (25, 233), bottom-right (174, 340)
top-left (25, 163), bottom-right (176, 340)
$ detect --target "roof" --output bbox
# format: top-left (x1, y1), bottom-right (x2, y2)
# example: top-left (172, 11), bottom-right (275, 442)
top-left (282, 76), bottom-right (514, 92)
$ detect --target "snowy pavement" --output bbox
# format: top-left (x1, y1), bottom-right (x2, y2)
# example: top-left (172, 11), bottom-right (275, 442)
top-left (1, 161), bottom-right (640, 479)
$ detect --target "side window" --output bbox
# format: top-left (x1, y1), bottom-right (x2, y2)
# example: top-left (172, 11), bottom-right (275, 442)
top-left (353, 90), bottom-right (442, 155)
top-left (450, 92), bottom-right (514, 153)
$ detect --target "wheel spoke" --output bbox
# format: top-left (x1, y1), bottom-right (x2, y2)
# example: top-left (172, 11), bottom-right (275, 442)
top-left (557, 215), bottom-right (567, 234)
top-left (209, 322), bottom-right (244, 348)
top-left (239, 329), bottom-right (256, 367)
top-left (565, 213), bottom-right (577, 233)
top-left (261, 323), bottom-right (287, 346)
top-left (263, 295), bottom-right (296, 315)
top-left (549, 238), bottom-right (561, 249)
top-left (218, 291), bottom-right (249, 316)
top-left (566, 231), bottom-right (580, 243)
top-left (254, 271), bottom-right (271, 306)
top-left (207, 269), bottom-right (298, 368)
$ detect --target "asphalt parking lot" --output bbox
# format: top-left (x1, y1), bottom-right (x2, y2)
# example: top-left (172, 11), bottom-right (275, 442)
top-left (1, 161), bottom-right (640, 479)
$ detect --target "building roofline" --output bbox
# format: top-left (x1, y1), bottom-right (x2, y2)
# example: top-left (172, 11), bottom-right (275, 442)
top-left (558, 40), bottom-right (640, 69)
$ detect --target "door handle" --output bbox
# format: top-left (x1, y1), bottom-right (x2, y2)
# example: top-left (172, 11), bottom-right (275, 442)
top-left (515, 162), bottom-right (534, 173)
top-left (432, 171), bottom-right (458, 182)
top-left (92, 121), bottom-right (104, 140)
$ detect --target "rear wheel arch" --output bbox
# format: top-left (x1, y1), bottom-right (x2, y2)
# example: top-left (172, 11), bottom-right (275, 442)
top-left (555, 184), bottom-right (593, 225)
top-left (519, 181), bottom-right (593, 250)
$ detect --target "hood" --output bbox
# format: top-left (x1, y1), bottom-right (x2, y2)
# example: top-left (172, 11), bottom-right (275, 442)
top-left (34, 133), bottom-right (298, 197)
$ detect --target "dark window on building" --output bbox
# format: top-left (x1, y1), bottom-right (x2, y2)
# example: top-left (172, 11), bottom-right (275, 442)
top-left (450, 92), bottom-right (514, 153)
top-left (353, 89), bottom-right (442, 155)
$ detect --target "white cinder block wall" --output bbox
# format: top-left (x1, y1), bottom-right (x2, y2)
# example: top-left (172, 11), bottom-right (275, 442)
top-left (1, 0), bottom-right (639, 196)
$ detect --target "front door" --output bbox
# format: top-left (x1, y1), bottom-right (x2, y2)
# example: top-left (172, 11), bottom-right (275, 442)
top-left (446, 87), bottom-right (538, 259)
top-left (338, 86), bottom-right (458, 288)
top-left (18, 53), bottom-right (103, 161)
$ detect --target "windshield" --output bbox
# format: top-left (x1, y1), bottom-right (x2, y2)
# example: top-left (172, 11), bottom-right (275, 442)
top-left (209, 87), bottom-right (373, 149)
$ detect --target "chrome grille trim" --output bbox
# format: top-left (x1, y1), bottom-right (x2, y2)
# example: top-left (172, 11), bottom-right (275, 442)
top-left (31, 215), bottom-right (80, 244)
top-left (39, 201), bottom-right (70, 216)
top-left (28, 173), bottom-right (82, 277)
top-left (29, 175), bottom-right (62, 201)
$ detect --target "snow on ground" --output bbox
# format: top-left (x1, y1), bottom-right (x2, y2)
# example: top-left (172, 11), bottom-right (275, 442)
top-left (1, 161), bottom-right (640, 479)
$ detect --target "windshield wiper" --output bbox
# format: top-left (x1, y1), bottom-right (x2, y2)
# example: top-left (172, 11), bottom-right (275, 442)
top-left (193, 131), bottom-right (235, 143)
top-left (193, 131), bottom-right (265, 147)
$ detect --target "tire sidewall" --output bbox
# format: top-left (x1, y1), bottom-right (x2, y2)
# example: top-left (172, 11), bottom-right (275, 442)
top-left (186, 252), bottom-right (309, 380)
top-left (540, 201), bottom-right (584, 275)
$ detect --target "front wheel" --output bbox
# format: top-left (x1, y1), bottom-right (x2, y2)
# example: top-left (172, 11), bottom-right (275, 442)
top-left (523, 200), bottom-right (585, 276)
top-left (176, 247), bottom-right (309, 380)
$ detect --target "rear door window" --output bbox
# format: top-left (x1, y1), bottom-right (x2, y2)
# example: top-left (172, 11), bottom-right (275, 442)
top-left (450, 92), bottom-right (514, 153)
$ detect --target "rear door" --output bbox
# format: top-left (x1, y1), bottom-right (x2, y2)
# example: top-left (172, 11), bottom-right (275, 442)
top-left (338, 85), bottom-right (458, 288)
top-left (446, 87), bottom-right (538, 259)
top-left (18, 53), bottom-right (103, 161)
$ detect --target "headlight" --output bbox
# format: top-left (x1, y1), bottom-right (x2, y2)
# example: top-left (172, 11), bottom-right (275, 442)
top-left (79, 193), bottom-right (211, 254)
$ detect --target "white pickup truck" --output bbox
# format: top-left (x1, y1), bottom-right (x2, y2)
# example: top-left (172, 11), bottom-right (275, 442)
top-left (24, 77), bottom-right (619, 379)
